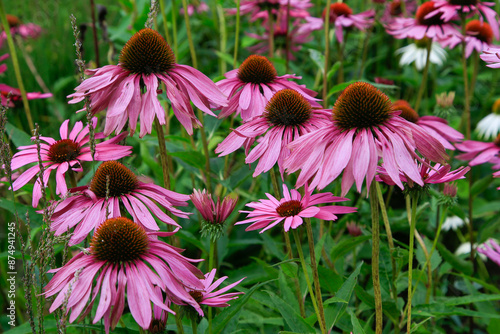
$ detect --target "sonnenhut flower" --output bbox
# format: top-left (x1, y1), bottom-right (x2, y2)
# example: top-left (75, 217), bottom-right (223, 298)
top-left (478, 239), bottom-right (500, 264)
top-left (68, 28), bottom-right (227, 137)
top-left (0, 15), bottom-right (42, 48)
top-left (395, 38), bottom-right (447, 70)
top-left (441, 20), bottom-right (497, 58)
top-left (0, 83), bottom-right (53, 107)
top-left (392, 99), bottom-right (463, 150)
top-left (11, 118), bottom-right (130, 207)
top-left (216, 89), bottom-right (330, 177)
top-left (228, 0), bottom-right (312, 23)
top-left (456, 133), bottom-right (500, 166)
top-left (180, 1), bottom-right (209, 16)
top-left (50, 161), bottom-right (190, 245)
top-left (190, 189), bottom-right (238, 240)
top-left (476, 98), bottom-right (500, 139)
top-left (284, 82), bottom-right (448, 195)
top-left (237, 184), bottom-right (356, 233)
top-left (322, 3), bottom-right (375, 43)
top-left (386, 1), bottom-right (460, 40)
top-left (44, 217), bottom-right (205, 333)
top-left (216, 55), bottom-right (319, 121)
top-left (481, 47), bottom-right (500, 68)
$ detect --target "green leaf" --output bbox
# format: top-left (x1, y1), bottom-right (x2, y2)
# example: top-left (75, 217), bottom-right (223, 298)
top-left (327, 80), bottom-right (357, 98)
top-left (435, 294), bottom-right (500, 306)
top-left (347, 308), bottom-right (366, 334)
top-left (5, 122), bottom-right (32, 147)
top-left (267, 291), bottom-right (316, 333)
top-left (280, 261), bottom-right (299, 278)
top-left (330, 235), bottom-right (371, 262)
top-left (412, 304), bottom-right (500, 319)
top-left (324, 296), bottom-right (348, 305)
top-left (211, 280), bottom-right (273, 334)
top-left (215, 51), bottom-right (234, 66)
top-left (436, 243), bottom-right (473, 275)
top-left (314, 233), bottom-right (327, 266)
top-left (471, 175), bottom-right (494, 197)
top-left (416, 238), bottom-right (442, 271)
top-left (168, 150), bottom-right (206, 169)
top-left (308, 48), bottom-right (324, 71)
top-left (325, 262), bottom-right (363, 330)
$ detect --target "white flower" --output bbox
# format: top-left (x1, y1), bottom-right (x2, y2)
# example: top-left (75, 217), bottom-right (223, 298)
top-left (441, 216), bottom-right (466, 231)
top-left (396, 42), bottom-right (447, 71)
top-left (455, 242), bottom-right (487, 261)
top-left (476, 113), bottom-right (500, 139)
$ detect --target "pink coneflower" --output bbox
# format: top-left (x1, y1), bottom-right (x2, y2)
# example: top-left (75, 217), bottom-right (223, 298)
top-left (10, 118), bottom-right (130, 207)
top-left (440, 20), bottom-right (498, 58)
top-left (68, 28), bottom-right (227, 137)
top-left (477, 239), bottom-right (500, 265)
top-left (228, 0), bottom-right (312, 23)
top-left (322, 3), bottom-right (375, 43)
top-left (0, 53), bottom-right (8, 73)
top-left (382, 0), bottom-right (418, 21)
top-left (0, 83), bottom-right (52, 107)
top-left (456, 134), bottom-right (500, 166)
top-left (186, 269), bottom-right (244, 308)
top-left (429, 0), bottom-right (499, 40)
top-left (180, 1), bottom-right (209, 15)
top-left (481, 47), bottom-right (500, 68)
top-left (237, 184), bottom-right (357, 233)
top-left (216, 89), bottom-right (330, 177)
top-left (44, 217), bottom-right (205, 333)
top-left (284, 82), bottom-right (448, 195)
top-left (216, 55), bottom-right (318, 121)
top-left (190, 189), bottom-right (238, 240)
top-left (0, 15), bottom-right (42, 48)
top-left (377, 159), bottom-right (470, 187)
top-left (386, 1), bottom-right (460, 40)
top-left (148, 287), bottom-right (170, 334)
top-left (50, 161), bottom-right (190, 245)
top-left (392, 99), bottom-right (463, 150)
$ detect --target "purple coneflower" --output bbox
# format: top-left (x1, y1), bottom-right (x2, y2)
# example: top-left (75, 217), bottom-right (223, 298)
top-left (190, 189), bottom-right (238, 240)
top-left (441, 20), bottom-right (498, 58)
top-left (477, 239), bottom-right (500, 265)
top-left (0, 83), bottom-right (52, 107)
top-left (481, 47), bottom-right (500, 68)
top-left (284, 82), bottom-right (448, 195)
top-left (11, 118), bottom-right (130, 207)
top-left (386, 1), bottom-right (460, 40)
top-left (237, 184), bottom-right (357, 233)
top-left (456, 134), bottom-right (500, 166)
top-left (216, 89), bottom-right (330, 177)
top-left (429, 0), bottom-right (499, 40)
top-left (392, 99), bottom-right (463, 150)
top-left (68, 28), bottom-right (227, 137)
top-left (0, 15), bottom-right (42, 48)
top-left (216, 55), bottom-right (319, 121)
top-left (44, 217), bottom-right (205, 333)
top-left (322, 3), bottom-right (375, 43)
top-left (228, 0), bottom-right (312, 23)
top-left (180, 1), bottom-right (209, 16)
top-left (50, 161), bottom-right (189, 245)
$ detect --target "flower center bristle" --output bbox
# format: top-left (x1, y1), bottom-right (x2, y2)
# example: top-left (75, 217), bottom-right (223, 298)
top-left (119, 28), bottom-right (175, 75)
top-left (390, 1), bottom-right (403, 16)
top-left (323, 3), bottom-right (353, 23)
top-left (89, 161), bottom-right (138, 198)
top-left (466, 20), bottom-right (493, 44)
top-left (448, 0), bottom-right (478, 5)
top-left (416, 1), bottom-right (444, 26)
top-left (90, 217), bottom-right (149, 263)
top-left (276, 200), bottom-right (303, 217)
top-left (237, 55), bottom-right (277, 84)
top-left (494, 133), bottom-right (500, 147)
top-left (332, 82), bottom-right (392, 129)
top-left (6, 14), bottom-right (20, 27)
top-left (189, 290), bottom-right (204, 303)
top-left (148, 319), bottom-right (166, 334)
top-left (392, 100), bottom-right (419, 123)
top-left (264, 89), bottom-right (312, 127)
top-left (492, 98), bottom-right (500, 115)
top-left (48, 139), bottom-right (80, 163)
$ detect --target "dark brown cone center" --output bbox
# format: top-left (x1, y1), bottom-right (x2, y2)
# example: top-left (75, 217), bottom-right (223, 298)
top-left (89, 161), bottom-right (138, 198)
top-left (48, 139), bottom-right (80, 163)
top-left (237, 55), bottom-right (277, 84)
top-left (276, 200), bottom-right (303, 217)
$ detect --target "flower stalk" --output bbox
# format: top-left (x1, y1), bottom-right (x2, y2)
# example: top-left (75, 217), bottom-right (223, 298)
top-left (322, 0), bottom-right (332, 108)
top-left (370, 182), bottom-right (383, 334)
top-left (413, 38), bottom-right (432, 113)
top-left (405, 193), bottom-right (419, 333)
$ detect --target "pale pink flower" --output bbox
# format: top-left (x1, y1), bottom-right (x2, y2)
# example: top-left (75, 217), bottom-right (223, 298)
top-left (227, 0), bottom-right (312, 24)
top-left (0, 15), bottom-right (42, 48)
top-left (284, 82), bottom-right (448, 195)
top-left (216, 89), bottom-right (330, 177)
top-left (49, 161), bottom-right (190, 245)
top-left (381, 0), bottom-right (418, 22)
top-left (68, 28), bottom-right (227, 137)
top-left (456, 134), bottom-right (500, 166)
top-left (429, 0), bottom-right (499, 40)
top-left (184, 269), bottom-right (244, 309)
top-left (377, 159), bottom-right (470, 186)
top-left (237, 184), bottom-right (357, 233)
top-left (392, 99), bottom-right (463, 150)
top-left (44, 217), bottom-right (205, 333)
top-left (322, 3), bottom-right (375, 43)
top-left (481, 47), bottom-right (500, 68)
top-left (386, 1), bottom-right (460, 40)
top-left (180, 1), bottom-right (209, 16)
top-left (0, 83), bottom-right (52, 107)
top-left (216, 55), bottom-right (319, 121)
top-left (440, 20), bottom-right (498, 58)
top-left (10, 118), bottom-right (130, 207)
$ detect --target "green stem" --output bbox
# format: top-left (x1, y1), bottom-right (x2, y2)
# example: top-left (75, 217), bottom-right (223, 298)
top-left (154, 118), bottom-right (171, 190)
top-left (233, 0), bottom-right (241, 69)
top-left (337, 39), bottom-right (346, 85)
top-left (159, 0), bottom-right (172, 46)
top-left (370, 183), bottom-right (383, 334)
top-left (292, 229), bottom-right (326, 334)
top-left (322, 0), bottom-right (331, 108)
top-left (413, 39), bottom-right (432, 113)
top-left (172, 0), bottom-right (178, 55)
top-left (174, 305), bottom-right (185, 334)
top-left (68, 169), bottom-right (78, 188)
top-left (460, 14), bottom-right (471, 140)
top-left (305, 218), bottom-right (327, 332)
top-left (284, 230), bottom-right (306, 317)
top-left (469, 51), bottom-right (479, 99)
top-left (198, 114), bottom-right (212, 193)
top-left (268, 12), bottom-right (274, 58)
top-left (192, 318), bottom-right (198, 334)
top-left (181, 0), bottom-right (197, 68)
top-left (405, 193), bottom-right (419, 334)
top-left (217, 4), bottom-right (227, 75)
top-left (209, 239), bottom-right (216, 270)
top-left (0, 0), bottom-right (34, 130)
top-left (270, 168), bottom-right (281, 199)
